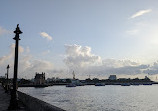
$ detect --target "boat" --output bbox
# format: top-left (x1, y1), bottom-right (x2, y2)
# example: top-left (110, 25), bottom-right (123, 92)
top-left (143, 82), bottom-right (152, 85)
top-left (76, 83), bottom-right (84, 86)
top-left (121, 83), bottom-right (131, 86)
top-left (66, 83), bottom-right (76, 87)
top-left (95, 83), bottom-right (105, 86)
top-left (131, 83), bottom-right (140, 86)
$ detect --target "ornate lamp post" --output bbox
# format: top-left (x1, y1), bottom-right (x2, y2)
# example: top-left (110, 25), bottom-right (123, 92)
top-left (8, 24), bottom-right (22, 109)
top-left (5, 65), bottom-right (10, 93)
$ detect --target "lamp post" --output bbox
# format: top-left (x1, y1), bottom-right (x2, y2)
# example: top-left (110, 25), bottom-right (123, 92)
top-left (5, 65), bottom-right (10, 93)
top-left (8, 24), bottom-right (22, 110)
top-left (4, 73), bottom-right (7, 88)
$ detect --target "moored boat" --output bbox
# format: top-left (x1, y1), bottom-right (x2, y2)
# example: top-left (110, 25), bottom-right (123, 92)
top-left (143, 82), bottom-right (152, 85)
top-left (131, 83), bottom-right (140, 86)
top-left (121, 83), bottom-right (130, 86)
top-left (66, 83), bottom-right (76, 87)
top-left (95, 83), bottom-right (105, 86)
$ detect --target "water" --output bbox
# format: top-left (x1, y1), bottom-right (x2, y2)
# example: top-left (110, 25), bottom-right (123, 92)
top-left (19, 85), bottom-right (158, 111)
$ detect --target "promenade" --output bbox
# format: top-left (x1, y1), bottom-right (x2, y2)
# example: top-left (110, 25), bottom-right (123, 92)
top-left (0, 84), bottom-right (27, 111)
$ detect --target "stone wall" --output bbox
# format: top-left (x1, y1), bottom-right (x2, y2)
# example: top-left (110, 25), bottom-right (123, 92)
top-left (17, 91), bottom-right (66, 111)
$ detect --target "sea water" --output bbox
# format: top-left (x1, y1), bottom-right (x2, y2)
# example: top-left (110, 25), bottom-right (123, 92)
top-left (19, 85), bottom-right (158, 111)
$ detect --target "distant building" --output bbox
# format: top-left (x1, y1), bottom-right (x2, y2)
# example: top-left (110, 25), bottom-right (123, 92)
top-left (34, 72), bottom-right (45, 85)
top-left (109, 75), bottom-right (117, 80)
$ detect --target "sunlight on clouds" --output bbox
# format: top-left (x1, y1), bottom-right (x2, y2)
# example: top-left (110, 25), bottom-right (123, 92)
top-left (64, 44), bottom-right (102, 68)
top-left (40, 32), bottom-right (52, 41)
top-left (130, 9), bottom-right (152, 19)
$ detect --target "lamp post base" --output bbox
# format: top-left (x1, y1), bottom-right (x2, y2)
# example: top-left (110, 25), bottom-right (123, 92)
top-left (8, 90), bottom-right (19, 110)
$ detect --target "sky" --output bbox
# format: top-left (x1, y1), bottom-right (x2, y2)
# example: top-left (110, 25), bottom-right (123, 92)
top-left (0, 0), bottom-right (158, 80)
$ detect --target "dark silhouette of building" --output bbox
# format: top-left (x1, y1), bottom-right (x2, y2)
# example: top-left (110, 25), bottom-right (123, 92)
top-left (34, 72), bottom-right (45, 85)
top-left (109, 75), bottom-right (117, 80)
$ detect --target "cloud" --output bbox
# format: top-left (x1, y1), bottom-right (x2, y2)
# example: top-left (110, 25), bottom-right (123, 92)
top-left (10, 43), bottom-right (24, 53)
top-left (82, 59), bottom-right (149, 76)
top-left (18, 57), bottom-right (66, 79)
top-left (102, 59), bottom-right (139, 68)
top-left (63, 44), bottom-right (153, 77)
top-left (130, 9), bottom-right (152, 19)
top-left (143, 62), bottom-right (158, 75)
top-left (40, 32), bottom-right (52, 41)
top-left (0, 44), bottom-right (25, 78)
top-left (0, 44), bottom-right (55, 78)
top-left (1, 43), bottom-right (158, 79)
top-left (0, 43), bottom-right (24, 65)
top-left (0, 26), bottom-right (11, 36)
top-left (64, 44), bottom-right (101, 69)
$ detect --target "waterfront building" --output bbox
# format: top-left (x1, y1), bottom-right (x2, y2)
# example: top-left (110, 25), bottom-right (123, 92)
top-left (34, 72), bottom-right (45, 85)
top-left (109, 75), bottom-right (117, 80)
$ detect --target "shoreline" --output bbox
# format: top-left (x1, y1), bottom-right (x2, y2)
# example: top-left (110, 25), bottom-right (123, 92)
top-left (17, 81), bottom-right (158, 87)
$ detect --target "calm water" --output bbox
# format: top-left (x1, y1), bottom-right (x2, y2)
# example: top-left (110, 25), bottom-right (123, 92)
top-left (19, 85), bottom-right (158, 111)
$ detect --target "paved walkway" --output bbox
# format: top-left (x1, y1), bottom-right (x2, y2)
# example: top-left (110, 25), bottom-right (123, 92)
top-left (0, 84), bottom-right (11, 111)
top-left (0, 84), bottom-right (27, 111)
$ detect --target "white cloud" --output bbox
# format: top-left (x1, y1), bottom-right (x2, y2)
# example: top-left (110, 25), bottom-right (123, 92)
top-left (80, 59), bottom-right (149, 76)
top-left (18, 57), bottom-right (66, 79)
top-left (143, 62), bottom-right (158, 75)
top-left (40, 32), bottom-right (52, 41)
top-left (63, 44), bottom-right (153, 78)
top-left (130, 9), bottom-right (152, 19)
top-left (64, 44), bottom-right (101, 69)
top-left (0, 26), bottom-right (10, 36)
top-left (0, 44), bottom-right (55, 78)
top-left (1, 43), bottom-right (158, 79)
top-left (10, 43), bottom-right (24, 53)
top-left (0, 44), bottom-right (24, 65)
top-left (102, 59), bottom-right (139, 68)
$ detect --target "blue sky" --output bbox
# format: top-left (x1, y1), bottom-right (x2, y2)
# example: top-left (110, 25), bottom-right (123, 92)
top-left (1, 0), bottom-right (158, 79)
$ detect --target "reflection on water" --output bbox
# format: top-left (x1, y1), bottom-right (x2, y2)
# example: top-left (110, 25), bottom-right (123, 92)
top-left (19, 85), bottom-right (158, 111)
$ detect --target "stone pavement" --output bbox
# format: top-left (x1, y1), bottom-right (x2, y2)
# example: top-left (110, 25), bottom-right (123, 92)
top-left (0, 84), bottom-right (10, 111)
top-left (0, 84), bottom-right (27, 111)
